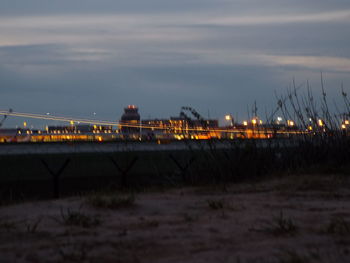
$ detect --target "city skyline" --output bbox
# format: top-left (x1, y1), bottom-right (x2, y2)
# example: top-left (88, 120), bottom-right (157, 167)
top-left (1, 0), bottom-right (350, 127)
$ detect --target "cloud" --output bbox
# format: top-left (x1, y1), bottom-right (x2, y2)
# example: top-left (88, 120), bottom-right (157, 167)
top-left (1, 11), bottom-right (349, 70)
top-left (260, 55), bottom-right (350, 73)
top-left (0, 0), bottom-right (350, 124)
top-left (204, 10), bottom-right (350, 26)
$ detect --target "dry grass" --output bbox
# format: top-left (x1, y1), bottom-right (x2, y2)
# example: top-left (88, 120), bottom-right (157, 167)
top-left (86, 192), bottom-right (136, 209)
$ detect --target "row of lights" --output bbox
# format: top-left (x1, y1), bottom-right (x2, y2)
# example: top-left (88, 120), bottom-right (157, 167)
top-left (18, 115), bottom-right (350, 135)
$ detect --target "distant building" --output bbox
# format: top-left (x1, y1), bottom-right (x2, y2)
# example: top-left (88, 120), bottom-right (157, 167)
top-left (0, 128), bottom-right (20, 142)
top-left (119, 105), bottom-right (141, 135)
top-left (142, 116), bottom-right (219, 139)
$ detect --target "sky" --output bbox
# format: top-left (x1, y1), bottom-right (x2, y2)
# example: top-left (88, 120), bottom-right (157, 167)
top-left (1, 0), bottom-right (350, 128)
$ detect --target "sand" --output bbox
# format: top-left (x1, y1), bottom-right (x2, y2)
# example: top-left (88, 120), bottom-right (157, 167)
top-left (1, 174), bottom-right (350, 263)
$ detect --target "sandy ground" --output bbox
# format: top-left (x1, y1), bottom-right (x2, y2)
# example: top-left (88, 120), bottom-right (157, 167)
top-left (1, 174), bottom-right (350, 263)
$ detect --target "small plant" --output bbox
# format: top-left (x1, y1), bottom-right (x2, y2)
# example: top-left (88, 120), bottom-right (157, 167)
top-left (207, 199), bottom-right (225, 210)
top-left (0, 219), bottom-right (17, 231)
top-left (26, 217), bottom-right (42, 233)
top-left (58, 208), bottom-right (100, 228)
top-left (183, 213), bottom-right (199, 223)
top-left (255, 211), bottom-right (298, 236)
top-left (58, 241), bottom-right (89, 262)
top-left (86, 193), bottom-right (135, 209)
top-left (325, 216), bottom-right (350, 235)
top-left (276, 250), bottom-right (317, 263)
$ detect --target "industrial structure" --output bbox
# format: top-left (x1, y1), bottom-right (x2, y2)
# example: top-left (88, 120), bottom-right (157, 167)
top-left (1, 105), bottom-right (347, 143)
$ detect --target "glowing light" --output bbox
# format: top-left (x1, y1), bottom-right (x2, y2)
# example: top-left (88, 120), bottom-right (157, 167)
top-left (243, 121), bottom-right (248, 126)
top-left (70, 120), bottom-right (74, 125)
top-left (225, 115), bottom-right (231, 121)
top-left (252, 119), bottom-right (257, 125)
top-left (277, 117), bottom-right (283, 122)
top-left (318, 119), bottom-right (324, 126)
top-left (23, 122), bottom-right (27, 127)
top-left (345, 120), bottom-right (349, 125)
top-left (287, 120), bottom-right (294, 127)
top-left (342, 124), bottom-right (346, 129)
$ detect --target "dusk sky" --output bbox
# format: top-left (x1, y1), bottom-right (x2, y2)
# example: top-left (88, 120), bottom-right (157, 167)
top-left (1, 0), bottom-right (350, 127)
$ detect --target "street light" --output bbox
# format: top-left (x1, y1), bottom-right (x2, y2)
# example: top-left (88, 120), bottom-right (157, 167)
top-left (225, 114), bottom-right (234, 126)
top-left (276, 117), bottom-right (282, 125)
top-left (287, 120), bottom-right (294, 127)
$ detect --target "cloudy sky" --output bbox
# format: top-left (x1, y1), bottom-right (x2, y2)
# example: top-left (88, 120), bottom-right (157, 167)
top-left (1, 0), bottom-right (350, 127)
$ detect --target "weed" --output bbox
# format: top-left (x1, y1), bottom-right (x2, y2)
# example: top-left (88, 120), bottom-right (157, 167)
top-left (207, 199), bottom-right (225, 210)
top-left (276, 250), bottom-right (318, 263)
top-left (325, 216), bottom-right (350, 235)
top-left (275, 248), bottom-right (348, 263)
top-left (254, 211), bottom-right (298, 236)
top-left (86, 193), bottom-right (135, 209)
top-left (58, 208), bottom-right (100, 228)
top-left (57, 241), bottom-right (89, 262)
top-left (26, 217), bottom-right (42, 233)
top-left (183, 213), bottom-right (199, 223)
top-left (0, 219), bottom-right (17, 231)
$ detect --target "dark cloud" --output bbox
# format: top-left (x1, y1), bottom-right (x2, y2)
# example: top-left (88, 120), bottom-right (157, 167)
top-left (0, 0), bottom-right (229, 15)
top-left (1, 0), bottom-right (350, 16)
top-left (1, 0), bottom-right (350, 127)
top-left (0, 44), bottom-right (70, 66)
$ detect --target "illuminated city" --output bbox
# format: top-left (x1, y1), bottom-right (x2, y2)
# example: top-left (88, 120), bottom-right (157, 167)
top-left (1, 104), bottom-right (350, 144)
top-left (1, 1), bottom-right (350, 262)
top-left (1, 104), bottom-right (340, 143)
